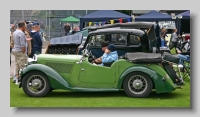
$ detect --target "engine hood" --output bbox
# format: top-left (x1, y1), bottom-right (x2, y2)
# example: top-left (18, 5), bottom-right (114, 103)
top-left (37, 54), bottom-right (82, 63)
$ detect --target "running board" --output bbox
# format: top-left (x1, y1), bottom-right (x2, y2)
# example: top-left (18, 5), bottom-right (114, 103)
top-left (69, 87), bottom-right (120, 92)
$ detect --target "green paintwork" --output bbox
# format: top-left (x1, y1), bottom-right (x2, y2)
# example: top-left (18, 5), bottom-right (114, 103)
top-left (21, 64), bottom-right (71, 89)
top-left (20, 54), bottom-right (177, 93)
top-left (116, 61), bottom-right (176, 93)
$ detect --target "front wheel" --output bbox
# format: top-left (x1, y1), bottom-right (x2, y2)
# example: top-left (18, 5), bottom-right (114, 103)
top-left (22, 71), bottom-right (51, 97)
top-left (123, 72), bottom-right (153, 98)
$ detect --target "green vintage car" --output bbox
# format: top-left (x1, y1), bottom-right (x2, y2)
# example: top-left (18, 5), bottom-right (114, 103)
top-left (18, 28), bottom-right (183, 98)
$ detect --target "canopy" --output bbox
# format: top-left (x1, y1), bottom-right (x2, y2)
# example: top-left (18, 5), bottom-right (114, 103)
top-left (80, 10), bottom-right (132, 30)
top-left (176, 10), bottom-right (190, 19)
top-left (60, 16), bottom-right (79, 23)
top-left (176, 10), bottom-right (190, 34)
top-left (135, 10), bottom-right (173, 21)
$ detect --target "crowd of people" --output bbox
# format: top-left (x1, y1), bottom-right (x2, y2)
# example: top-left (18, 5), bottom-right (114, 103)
top-left (10, 20), bottom-right (43, 84)
top-left (154, 21), bottom-right (190, 58)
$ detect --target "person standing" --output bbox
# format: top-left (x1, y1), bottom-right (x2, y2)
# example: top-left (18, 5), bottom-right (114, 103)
top-left (30, 25), bottom-right (43, 58)
top-left (40, 21), bottom-right (46, 34)
top-left (72, 27), bottom-right (78, 34)
top-left (64, 23), bottom-right (71, 36)
top-left (10, 24), bottom-right (16, 67)
top-left (170, 29), bottom-right (181, 53)
top-left (12, 21), bottom-right (28, 84)
top-left (33, 19), bottom-right (38, 25)
top-left (155, 21), bottom-right (161, 48)
top-left (27, 21), bottom-right (32, 32)
top-left (10, 31), bottom-right (13, 67)
top-left (10, 24), bottom-right (16, 33)
top-left (24, 21), bottom-right (32, 57)
top-left (13, 21), bottom-right (18, 29)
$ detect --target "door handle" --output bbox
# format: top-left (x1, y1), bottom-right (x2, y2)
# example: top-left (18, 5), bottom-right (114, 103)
top-left (81, 68), bottom-right (85, 71)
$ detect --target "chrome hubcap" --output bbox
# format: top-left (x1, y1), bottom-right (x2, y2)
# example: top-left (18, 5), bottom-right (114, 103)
top-left (133, 80), bottom-right (143, 89)
top-left (32, 79), bottom-right (42, 89)
top-left (27, 75), bottom-right (46, 94)
top-left (128, 75), bottom-right (148, 94)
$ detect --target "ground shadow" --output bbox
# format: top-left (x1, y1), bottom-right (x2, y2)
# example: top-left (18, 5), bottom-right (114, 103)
top-left (19, 90), bottom-right (184, 99)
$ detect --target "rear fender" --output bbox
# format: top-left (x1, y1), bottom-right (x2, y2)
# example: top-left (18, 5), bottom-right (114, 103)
top-left (117, 66), bottom-right (175, 93)
top-left (20, 64), bottom-right (71, 89)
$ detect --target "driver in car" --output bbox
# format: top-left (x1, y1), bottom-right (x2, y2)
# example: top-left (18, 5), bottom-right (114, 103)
top-left (92, 41), bottom-right (109, 64)
top-left (100, 44), bottom-right (118, 66)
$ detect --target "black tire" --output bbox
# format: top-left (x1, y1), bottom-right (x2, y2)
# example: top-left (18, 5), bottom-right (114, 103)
top-left (123, 72), bottom-right (153, 98)
top-left (22, 71), bottom-right (51, 97)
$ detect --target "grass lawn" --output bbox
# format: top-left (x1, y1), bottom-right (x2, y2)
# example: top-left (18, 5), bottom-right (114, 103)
top-left (10, 78), bottom-right (190, 107)
top-left (10, 48), bottom-right (191, 107)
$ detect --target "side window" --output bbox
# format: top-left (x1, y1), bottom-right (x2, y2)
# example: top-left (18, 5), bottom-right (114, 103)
top-left (88, 34), bottom-right (106, 46)
top-left (129, 35), bottom-right (140, 45)
top-left (111, 34), bottom-right (127, 45)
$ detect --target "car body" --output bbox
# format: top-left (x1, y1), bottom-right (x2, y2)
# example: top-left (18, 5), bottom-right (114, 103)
top-left (18, 28), bottom-right (182, 98)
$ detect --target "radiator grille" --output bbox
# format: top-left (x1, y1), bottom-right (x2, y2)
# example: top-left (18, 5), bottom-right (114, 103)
top-left (45, 62), bottom-right (73, 73)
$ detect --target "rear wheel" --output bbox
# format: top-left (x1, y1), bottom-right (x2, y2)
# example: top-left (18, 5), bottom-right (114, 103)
top-left (123, 72), bottom-right (153, 98)
top-left (22, 71), bottom-right (51, 97)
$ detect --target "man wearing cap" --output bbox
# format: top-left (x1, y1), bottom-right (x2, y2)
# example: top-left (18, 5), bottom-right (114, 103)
top-left (30, 25), bottom-right (43, 58)
top-left (101, 44), bottom-right (118, 66)
top-left (92, 41), bottom-right (109, 64)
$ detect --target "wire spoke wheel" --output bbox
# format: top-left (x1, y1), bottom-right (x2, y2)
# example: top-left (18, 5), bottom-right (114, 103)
top-left (128, 75), bottom-right (148, 95)
top-left (22, 71), bottom-right (51, 97)
top-left (123, 72), bottom-right (153, 98)
top-left (27, 75), bottom-right (46, 94)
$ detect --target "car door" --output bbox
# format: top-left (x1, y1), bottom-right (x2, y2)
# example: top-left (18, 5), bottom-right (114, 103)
top-left (78, 61), bottom-right (116, 84)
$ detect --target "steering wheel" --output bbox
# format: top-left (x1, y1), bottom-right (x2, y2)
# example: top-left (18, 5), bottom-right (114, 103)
top-left (88, 50), bottom-right (96, 63)
top-left (84, 43), bottom-right (96, 63)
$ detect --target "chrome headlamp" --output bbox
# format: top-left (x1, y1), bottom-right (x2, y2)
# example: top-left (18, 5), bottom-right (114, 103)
top-left (27, 54), bottom-right (38, 65)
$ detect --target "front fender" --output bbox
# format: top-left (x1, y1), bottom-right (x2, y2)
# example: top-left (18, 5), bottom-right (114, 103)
top-left (117, 66), bottom-right (175, 93)
top-left (20, 64), bottom-right (71, 90)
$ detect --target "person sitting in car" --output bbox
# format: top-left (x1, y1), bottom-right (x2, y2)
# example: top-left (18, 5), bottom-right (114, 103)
top-left (92, 41), bottom-right (109, 64)
top-left (101, 44), bottom-right (118, 66)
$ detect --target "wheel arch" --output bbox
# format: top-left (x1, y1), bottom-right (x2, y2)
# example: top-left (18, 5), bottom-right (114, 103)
top-left (118, 67), bottom-right (156, 89)
top-left (121, 71), bottom-right (155, 89)
top-left (20, 64), bottom-right (71, 90)
top-left (117, 66), bottom-right (166, 93)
